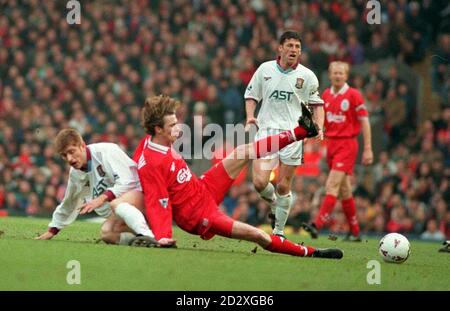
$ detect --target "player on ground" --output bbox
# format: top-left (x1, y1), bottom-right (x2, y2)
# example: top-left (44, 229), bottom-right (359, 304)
top-left (302, 61), bottom-right (373, 241)
top-left (35, 129), bottom-right (161, 246)
top-left (244, 30), bottom-right (324, 237)
top-left (135, 94), bottom-right (343, 259)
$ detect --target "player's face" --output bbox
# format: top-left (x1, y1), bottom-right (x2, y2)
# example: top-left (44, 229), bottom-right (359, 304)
top-left (329, 65), bottom-right (348, 89)
top-left (279, 39), bottom-right (301, 67)
top-left (60, 144), bottom-right (86, 170)
top-left (160, 114), bottom-right (180, 144)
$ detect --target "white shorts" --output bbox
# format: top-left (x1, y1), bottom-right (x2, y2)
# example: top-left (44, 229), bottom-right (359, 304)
top-left (254, 128), bottom-right (303, 166)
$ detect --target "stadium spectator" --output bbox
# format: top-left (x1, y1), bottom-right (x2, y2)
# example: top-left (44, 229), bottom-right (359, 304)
top-left (420, 219), bottom-right (446, 241)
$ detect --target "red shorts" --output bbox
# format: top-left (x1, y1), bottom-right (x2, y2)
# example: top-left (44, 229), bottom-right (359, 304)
top-left (326, 138), bottom-right (358, 175)
top-left (199, 161), bottom-right (235, 205)
top-left (196, 161), bottom-right (235, 240)
top-left (197, 209), bottom-right (234, 240)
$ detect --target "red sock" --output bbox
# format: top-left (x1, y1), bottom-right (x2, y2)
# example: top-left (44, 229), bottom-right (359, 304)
top-left (342, 197), bottom-right (360, 236)
top-left (253, 127), bottom-right (307, 158)
top-left (265, 234), bottom-right (315, 257)
top-left (314, 194), bottom-right (337, 229)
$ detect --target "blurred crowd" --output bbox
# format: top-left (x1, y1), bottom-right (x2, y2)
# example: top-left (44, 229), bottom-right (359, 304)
top-left (0, 0), bottom-right (448, 240)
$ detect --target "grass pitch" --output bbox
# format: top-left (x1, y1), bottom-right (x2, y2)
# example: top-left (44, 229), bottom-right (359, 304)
top-left (0, 217), bottom-right (448, 290)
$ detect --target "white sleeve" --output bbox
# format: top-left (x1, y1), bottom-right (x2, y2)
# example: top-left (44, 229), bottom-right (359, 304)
top-left (103, 146), bottom-right (141, 199)
top-left (49, 170), bottom-right (87, 229)
top-left (244, 65), bottom-right (263, 102)
top-left (307, 73), bottom-right (324, 105)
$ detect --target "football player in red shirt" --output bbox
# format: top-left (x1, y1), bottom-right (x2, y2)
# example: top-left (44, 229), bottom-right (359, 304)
top-left (133, 94), bottom-right (343, 259)
top-left (302, 61), bottom-right (373, 241)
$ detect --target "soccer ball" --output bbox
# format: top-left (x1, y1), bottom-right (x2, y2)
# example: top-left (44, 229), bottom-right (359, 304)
top-left (378, 233), bottom-right (411, 263)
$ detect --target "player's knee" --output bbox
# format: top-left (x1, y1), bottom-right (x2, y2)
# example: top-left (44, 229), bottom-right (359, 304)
top-left (253, 176), bottom-right (269, 192)
top-left (339, 187), bottom-right (352, 199)
top-left (101, 229), bottom-right (115, 244)
top-left (109, 199), bottom-right (119, 210)
top-left (100, 221), bottom-right (115, 244)
top-left (325, 179), bottom-right (340, 194)
top-left (276, 181), bottom-right (291, 195)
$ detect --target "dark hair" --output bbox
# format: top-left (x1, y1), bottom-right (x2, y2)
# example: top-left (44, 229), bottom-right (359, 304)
top-left (141, 95), bottom-right (181, 135)
top-left (279, 30), bottom-right (302, 45)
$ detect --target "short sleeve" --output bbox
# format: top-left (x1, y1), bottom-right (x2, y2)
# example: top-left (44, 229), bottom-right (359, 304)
top-left (244, 65), bottom-right (263, 102)
top-left (354, 90), bottom-right (369, 119)
top-left (307, 73), bottom-right (324, 105)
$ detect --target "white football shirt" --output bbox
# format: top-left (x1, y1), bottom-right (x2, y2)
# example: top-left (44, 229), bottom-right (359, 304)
top-left (244, 60), bottom-right (323, 130)
top-left (49, 143), bottom-right (141, 229)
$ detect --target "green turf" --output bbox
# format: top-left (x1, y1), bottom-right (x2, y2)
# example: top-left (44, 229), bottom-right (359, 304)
top-left (0, 217), bottom-right (448, 290)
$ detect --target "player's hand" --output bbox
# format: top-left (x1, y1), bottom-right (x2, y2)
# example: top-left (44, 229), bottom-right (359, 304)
top-left (158, 238), bottom-right (177, 248)
top-left (362, 148), bottom-right (373, 166)
top-left (79, 196), bottom-right (105, 215)
top-left (245, 117), bottom-right (258, 132)
top-left (35, 231), bottom-right (55, 240)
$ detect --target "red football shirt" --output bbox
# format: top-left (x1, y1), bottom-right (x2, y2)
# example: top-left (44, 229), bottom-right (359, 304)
top-left (322, 83), bottom-right (368, 138)
top-left (135, 138), bottom-right (215, 240)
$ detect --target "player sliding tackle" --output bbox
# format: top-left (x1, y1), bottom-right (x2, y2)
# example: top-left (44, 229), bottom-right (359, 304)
top-left (133, 94), bottom-right (343, 259)
top-left (35, 129), bottom-right (173, 247)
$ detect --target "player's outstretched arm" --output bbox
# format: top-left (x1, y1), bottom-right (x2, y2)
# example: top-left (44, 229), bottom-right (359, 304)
top-left (35, 171), bottom-right (85, 240)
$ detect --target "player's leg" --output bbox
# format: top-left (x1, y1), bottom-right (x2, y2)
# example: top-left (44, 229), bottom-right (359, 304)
top-left (109, 190), bottom-right (155, 240)
top-left (252, 158), bottom-right (278, 227)
top-left (222, 131), bottom-right (302, 230)
top-left (223, 133), bottom-right (306, 179)
top-left (230, 221), bottom-right (343, 259)
top-left (339, 175), bottom-right (361, 241)
top-left (222, 106), bottom-right (319, 179)
top-left (272, 163), bottom-right (296, 237)
top-left (302, 169), bottom-right (345, 238)
top-left (200, 209), bottom-right (342, 259)
top-left (250, 104), bottom-right (318, 161)
top-left (100, 215), bottom-right (135, 245)
top-left (222, 143), bottom-right (278, 229)
top-left (316, 169), bottom-right (345, 228)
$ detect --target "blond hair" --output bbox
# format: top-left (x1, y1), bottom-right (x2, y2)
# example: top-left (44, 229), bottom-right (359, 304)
top-left (329, 61), bottom-right (350, 74)
top-left (55, 129), bottom-right (84, 154)
top-left (141, 95), bottom-right (181, 135)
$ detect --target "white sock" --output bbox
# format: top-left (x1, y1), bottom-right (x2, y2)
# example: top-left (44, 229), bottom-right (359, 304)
top-left (273, 191), bottom-right (292, 236)
top-left (115, 202), bottom-right (154, 238)
top-left (259, 183), bottom-right (276, 214)
top-left (119, 232), bottom-right (136, 245)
